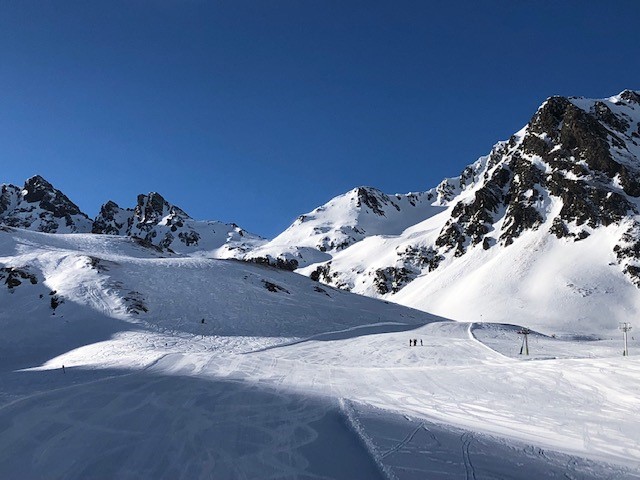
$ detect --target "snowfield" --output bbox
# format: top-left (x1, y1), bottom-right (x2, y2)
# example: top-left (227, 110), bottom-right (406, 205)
top-left (1, 227), bottom-right (639, 479)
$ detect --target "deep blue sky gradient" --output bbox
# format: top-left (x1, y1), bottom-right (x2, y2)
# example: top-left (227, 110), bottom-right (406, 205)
top-left (1, 1), bottom-right (639, 237)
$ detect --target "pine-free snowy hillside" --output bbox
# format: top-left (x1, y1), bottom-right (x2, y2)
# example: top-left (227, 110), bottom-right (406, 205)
top-left (245, 187), bottom-right (446, 269)
top-left (254, 90), bottom-right (640, 335)
top-left (0, 226), bottom-right (435, 370)
top-left (2, 225), bottom-right (640, 479)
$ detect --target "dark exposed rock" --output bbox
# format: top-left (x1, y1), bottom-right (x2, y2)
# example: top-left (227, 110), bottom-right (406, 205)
top-left (397, 245), bottom-right (443, 272)
top-left (92, 200), bottom-right (129, 235)
top-left (0, 176), bottom-right (92, 233)
top-left (521, 134), bottom-right (550, 158)
top-left (310, 263), bottom-right (332, 282)
top-left (499, 158), bottom-right (545, 245)
top-left (49, 291), bottom-right (63, 311)
top-left (313, 286), bottom-right (330, 296)
top-left (435, 179), bottom-right (458, 202)
top-left (528, 96), bottom-right (570, 136)
top-left (436, 167), bottom-right (510, 252)
top-left (316, 227), bottom-right (361, 252)
top-left (436, 222), bottom-right (466, 257)
top-left (22, 176), bottom-right (84, 218)
top-left (246, 256), bottom-right (298, 271)
top-left (88, 256), bottom-right (111, 272)
top-left (548, 173), bottom-right (634, 228)
top-left (550, 217), bottom-right (569, 239)
top-left (0, 266), bottom-right (38, 288)
top-left (501, 203), bottom-right (543, 246)
top-left (0, 185), bottom-right (18, 216)
top-left (613, 223), bottom-right (640, 264)
top-left (355, 187), bottom-right (387, 216)
top-left (620, 90), bottom-right (640, 104)
top-left (308, 262), bottom-right (351, 290)
top-left (559, 104), bottom-right (625, 175)
top-left (575, 230), bottom-right (590, 241)
top-left (373, 267), bottom-right (414, 295)
top-left (594, 101), bottom-right (629, 132)
top-left (130, 236), bottom-right (165, 253)
top-left (123, 291), bottom-right (148, 314)
top-left (262, 280), bottom-right (290, 294)
top-left (624, 265), bottom-right (640, 286)
top-left (373, 267), bottom-right (415, 295)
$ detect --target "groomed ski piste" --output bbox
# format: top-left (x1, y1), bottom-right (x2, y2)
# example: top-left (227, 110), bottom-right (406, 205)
top-left (1, 227), bottom-right (639, 479)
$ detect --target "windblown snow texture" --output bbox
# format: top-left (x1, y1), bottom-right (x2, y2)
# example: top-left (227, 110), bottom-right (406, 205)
top-left (1, 227), bottom-right (639, 479)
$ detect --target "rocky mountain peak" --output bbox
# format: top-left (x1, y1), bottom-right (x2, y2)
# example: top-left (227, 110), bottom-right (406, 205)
top-left (0, 176), bottom-right (91, 233)
top-left (619, 89), bottom-right (640, 104)
top-left (134, 192), bottom-right (190, 226)
top-left (23, 175), bottom-right (54, 198)
top-left (278, 90), bottom-right (640, 301)
top-left (435, 92), bottom-right (640, 257)
top-left (22, 175), bottom-right (86, 218)
top-left (92, 191), bottom-right (262, 253)
top-left (353, 186), bottom-right (389, 216)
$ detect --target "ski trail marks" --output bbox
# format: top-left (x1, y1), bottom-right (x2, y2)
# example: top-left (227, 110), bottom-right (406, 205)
top-left (381, 421), bottom-right (425, 459)
top-left (461, 431), bottom-right (477, 480)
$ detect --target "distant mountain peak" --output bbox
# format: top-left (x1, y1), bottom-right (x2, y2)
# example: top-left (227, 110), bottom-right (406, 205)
top-left (134, 192), bottom-right (191, 225)
top-left (0, 175), bottom-right (91, 233)
top-left (619, 89), bottom-right (640, 104)
top-left (93, 191), bottom-right (263, 254)
top-left (240, 90), bottom-right (640, 332)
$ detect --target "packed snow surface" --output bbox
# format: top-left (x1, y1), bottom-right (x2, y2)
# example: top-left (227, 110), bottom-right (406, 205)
top-left (1, 227), bottom-right (639, 479)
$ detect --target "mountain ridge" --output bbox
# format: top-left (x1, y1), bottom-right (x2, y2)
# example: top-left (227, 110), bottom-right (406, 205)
top-left (3, 89), bottom-right (640, 332)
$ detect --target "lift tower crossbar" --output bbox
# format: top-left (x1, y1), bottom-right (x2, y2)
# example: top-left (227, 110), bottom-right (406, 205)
top-left (517, 328), bottom-right (531, 356)
top-left (619, 322), bottom-right (632, 357)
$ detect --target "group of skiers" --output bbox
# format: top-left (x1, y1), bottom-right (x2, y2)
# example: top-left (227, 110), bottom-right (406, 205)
top-left (409, 338), bottom-right (423, 347)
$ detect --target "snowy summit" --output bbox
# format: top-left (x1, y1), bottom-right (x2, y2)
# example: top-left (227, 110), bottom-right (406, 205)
top-left (2, 91), bottom-right (640, 479)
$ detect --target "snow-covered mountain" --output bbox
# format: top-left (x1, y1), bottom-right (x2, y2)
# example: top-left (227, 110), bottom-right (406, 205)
top-left (4, 93), bottom-right (640, 478)
top-left (92, 192), bottom-right (265, 255)
top-left (4, 90), bottom-right (640, 334)
top-left (0, 226), bottom-right (434, 370)
top-left (249, 90), bottom-right (640, 334)
top-left (245, 186), bottom-right (446, 270)
top-left (1, 217), bottom-right (639, 480)
top-left (0, 176), bottom-right (264, 255)
top-left (0, 175), bottom-right (93, 233)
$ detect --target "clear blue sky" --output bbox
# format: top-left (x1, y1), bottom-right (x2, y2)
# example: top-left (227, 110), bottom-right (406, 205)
top-left (1, 1), bottom-right (638, 237)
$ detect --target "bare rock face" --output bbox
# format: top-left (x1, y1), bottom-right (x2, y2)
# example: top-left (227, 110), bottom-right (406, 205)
top-left (0, 266), bottom-right (38, 289)
top-left (265, 90), bottom-right (640, 295)
top-left (420, 91), bottom-right (640, 287)
top-left (0, 176), bottom-right (92, 233)
top-left (0, 175), bottom-right (263, 255)
top-left (93, 192), bottom-right (263, 254)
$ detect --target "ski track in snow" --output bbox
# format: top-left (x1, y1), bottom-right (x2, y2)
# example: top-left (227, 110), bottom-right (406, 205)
top-left (1, 228), bottom-right (640, 478)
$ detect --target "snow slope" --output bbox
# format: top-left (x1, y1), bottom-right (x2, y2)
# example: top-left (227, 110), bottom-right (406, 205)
top-left (245, 186), bottom-right (446, 269)
top-left (1, 227), bottom-right (640, 478)
top-left (250, 90), bottom-right (640, 336)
